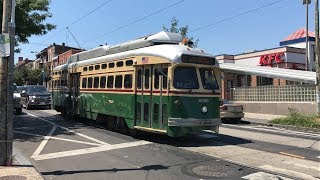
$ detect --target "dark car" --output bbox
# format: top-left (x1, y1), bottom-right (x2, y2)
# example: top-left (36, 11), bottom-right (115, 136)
top-left (21, 85), bottom-right (51, 109)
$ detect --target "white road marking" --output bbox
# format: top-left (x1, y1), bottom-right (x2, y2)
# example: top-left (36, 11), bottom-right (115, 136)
top-left (32, 140), bottom-right (152, 161)
top-left (283, 161), bottom-right (320, 172)
top-left (242, 171), bottom-right (292, 180)
top-left (27, 112), bottom-right (109, 145)
top-left (32, 125), bottom-right (57, 157)
top-left (14, 131), bottom-right (102, 146)
top-left (259, 165), bottom-right (319, 180)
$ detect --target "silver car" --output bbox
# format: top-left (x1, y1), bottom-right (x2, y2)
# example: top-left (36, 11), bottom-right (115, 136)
top-left (220, 99), bottom-right (244, 121)
top-left (13, 84), bottom-right (23, 115)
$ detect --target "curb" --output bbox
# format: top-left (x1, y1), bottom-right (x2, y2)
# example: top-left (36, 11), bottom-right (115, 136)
top-left (249, 121), bottom-right (320, 134)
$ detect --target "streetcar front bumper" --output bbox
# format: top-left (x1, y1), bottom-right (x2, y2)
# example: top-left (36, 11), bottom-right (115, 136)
top-left (168, 118), bottom-right (221, 127)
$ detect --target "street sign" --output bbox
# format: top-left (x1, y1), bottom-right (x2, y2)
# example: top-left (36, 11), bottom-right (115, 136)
top-left (0, 33), bottom-right (10, 57)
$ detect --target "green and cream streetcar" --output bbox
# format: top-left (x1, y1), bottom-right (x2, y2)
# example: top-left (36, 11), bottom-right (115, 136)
top-left (52, 31), bottom-right (221, 137)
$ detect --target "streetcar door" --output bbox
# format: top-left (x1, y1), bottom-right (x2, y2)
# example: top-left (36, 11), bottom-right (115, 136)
top-left (152, 65), bottom-right (168, 130)
top-left (135, 65), bottom-right (153, 128)
top-left (71, 73), bottom-right (80, 115)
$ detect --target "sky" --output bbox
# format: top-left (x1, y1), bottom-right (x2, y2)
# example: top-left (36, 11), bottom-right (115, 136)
top-left (16, 0), bottom-right (317, 63)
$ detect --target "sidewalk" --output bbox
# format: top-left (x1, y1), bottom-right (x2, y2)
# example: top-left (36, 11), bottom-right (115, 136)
top-left (0, 147), bottom-right (43, 180)
top-left (243, 112), bottom-right (286, 124)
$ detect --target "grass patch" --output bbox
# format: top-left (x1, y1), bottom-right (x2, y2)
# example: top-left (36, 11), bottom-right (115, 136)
top-left (269, 108), bottom-right (320, 129)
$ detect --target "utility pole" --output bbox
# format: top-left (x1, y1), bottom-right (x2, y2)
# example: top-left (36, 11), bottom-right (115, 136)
top-left (303, 0), bottom-right (311, 71)
top-left (315, 0), bottom-right (320, 115)
top-left (0, 0), bottom-right (14, 166)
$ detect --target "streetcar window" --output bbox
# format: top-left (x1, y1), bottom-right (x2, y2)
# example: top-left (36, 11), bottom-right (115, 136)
top-left (83, 67), bottom-right (88, 71)
top-left (95, 65), bottom-right (100, 70)
top-left (173, 67), bottom-right (199, 89)
top-left (101, 64), bottom-right (107, 69)
top-left (58, 71), bottom-right (61, 75)
top-left (53, 80), bottom-right (56, 88)
top-left (137, 69), bottom-right (142, 89)
top-left (162, 104), bottom-right (168, 124)
top-left (145, 69), bottom-right (150, 89)
top-left (162, 68), bottom-right (168, 89)
top-left (154, 68), bottom-right (159, 89)
top-left (199, 68), bottom-right (219, 90)
top-left (124, 74), bottom-right (132, 89)
top-left (115, 75), bottom-right (123, 88)
top-left (82, 78), bottom-right (87, 88)
top-left (54, 72), bottom-right (57, 75)
top-left (89, 66), bottom-right (93, 71)
top-left (107, 76), bottom-right (114, 88)
top-left (126, 60), bottom-right (133, 66)
top-left (93, 77), bottom-right (99, 88)
top-left (116, 61), bottom-right (123, 67)
top-left (88, 77), bottom-right (93, 88)
top-left (109, 62), bottom-right (115, 68)
top-left (100, 76), bottom-right (106, 88)
top-left (136, 102), bottom-right (141, 122)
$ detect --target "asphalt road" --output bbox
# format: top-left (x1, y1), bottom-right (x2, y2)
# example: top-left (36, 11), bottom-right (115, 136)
top-left (13, 109), bottom-right (320, 180)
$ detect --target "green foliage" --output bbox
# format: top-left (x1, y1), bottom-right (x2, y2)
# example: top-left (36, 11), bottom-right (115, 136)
top-left (14, 67), bottom-right (50, 85)
top-left (0, 0), bottom-right (56, 50)
top-left (163, 17), bottom-right (199, 47)
top-left (270, 108), bottom-right (320, 129)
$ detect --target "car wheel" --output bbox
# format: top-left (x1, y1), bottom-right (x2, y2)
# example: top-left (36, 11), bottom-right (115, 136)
top-left (16, 108), bottom-right (22, 115)
top-left (26, 103), bottom-right (31, 110)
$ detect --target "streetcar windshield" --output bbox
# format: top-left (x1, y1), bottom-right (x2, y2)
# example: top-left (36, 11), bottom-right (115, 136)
top-left (173, 67), bottom-right (199, 89)
top-left (199, 68), bottom-right (219, 90)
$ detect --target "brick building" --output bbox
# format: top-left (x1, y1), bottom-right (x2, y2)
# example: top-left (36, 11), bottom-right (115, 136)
top-left (216, 28), bottom-right (316, 100)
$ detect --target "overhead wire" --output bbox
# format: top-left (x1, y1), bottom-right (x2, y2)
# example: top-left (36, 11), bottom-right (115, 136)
top-left (189, 0), bottom-right (286, 33)
top-left (80, 0), bottom-right (185, 45)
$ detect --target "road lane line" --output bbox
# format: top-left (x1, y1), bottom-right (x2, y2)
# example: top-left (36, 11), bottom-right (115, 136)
top-left (242, 171), bottom-right (292, 180)
top-left (283, 161), bottom-right (320, 172)
top-left (259, 165), bottom-right (318, 180)
top-left (279, 152), bottom-right (306, 159)
top-left (31, 125), bottom-right (57, 157)
top-left (14, 131), bottom-right (102, 146)
top-left (27, 112), bottom-right (109, 145)
top-left (32, 140), bottom-right (152, 161)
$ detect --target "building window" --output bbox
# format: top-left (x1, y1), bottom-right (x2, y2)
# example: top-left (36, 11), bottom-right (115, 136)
top-left (257, 76), bottom-right (273, 86)
top-left (107, 76), bottom-right (114, 88)
top-left (100, 76), bottom-right (106, 88)
top-left (93, 77), bottom-right (99, 88)
top-left (124, 74), bottom-right (132, 89)
top-left (115, 75), bottom-right (123, 88)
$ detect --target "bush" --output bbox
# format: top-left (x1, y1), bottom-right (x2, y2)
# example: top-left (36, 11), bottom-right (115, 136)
top-left (270, 108), bottom-right (320, 129)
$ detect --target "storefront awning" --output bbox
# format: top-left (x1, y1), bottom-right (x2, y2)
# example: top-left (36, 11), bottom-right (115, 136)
top-left (219, 63), bottom-right (316, 84)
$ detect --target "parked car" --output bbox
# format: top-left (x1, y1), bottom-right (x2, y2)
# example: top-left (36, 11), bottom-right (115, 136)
top-left (20, 85), bottom-right (51, 109)
top-left (13, 84), bottom-right (23, 114)
top-left (220, 99), bottom-right (244, 121)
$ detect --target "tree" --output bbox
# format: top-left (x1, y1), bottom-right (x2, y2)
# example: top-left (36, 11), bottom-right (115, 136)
top-left (0, 0), bottom-right (56, 50)
top-left (163, 17), bottom-right (199, 47)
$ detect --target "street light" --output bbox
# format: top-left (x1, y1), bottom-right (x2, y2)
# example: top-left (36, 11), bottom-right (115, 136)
top-left (303, 0), bottom-right (311, 71)
top-left (30, 51), bottom-right (46, 86)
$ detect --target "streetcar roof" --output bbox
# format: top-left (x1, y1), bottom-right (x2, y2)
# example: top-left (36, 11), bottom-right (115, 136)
top-left (53, 63), bottom-right (69, 71)
top-left (67, 44), bottom-right (218, 68)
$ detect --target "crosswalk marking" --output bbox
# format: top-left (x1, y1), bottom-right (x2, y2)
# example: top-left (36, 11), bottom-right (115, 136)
top-left (259, 165), bottom-right (319, 180)
top-left (242, 171), bottom-right (292, 180)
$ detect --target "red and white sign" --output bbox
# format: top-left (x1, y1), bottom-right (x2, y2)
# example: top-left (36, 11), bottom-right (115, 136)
top-left (259, 52), bottom-right (285, 66)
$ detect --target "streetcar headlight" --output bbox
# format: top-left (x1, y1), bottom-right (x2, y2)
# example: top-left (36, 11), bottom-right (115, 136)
top-left (201, 106), bottom-right (208, 113)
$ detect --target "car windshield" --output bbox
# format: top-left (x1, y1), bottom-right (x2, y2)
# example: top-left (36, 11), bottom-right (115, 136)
top-left (199, 68), bottom-right (219, 90)
top-left (28, 86), bottom-right (47, 93)
top-left (173, 66), bottom-right (199, 89)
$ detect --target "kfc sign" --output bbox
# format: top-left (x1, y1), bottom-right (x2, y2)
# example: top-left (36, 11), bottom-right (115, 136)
top-left (259, 52), bottom-right (285, 66)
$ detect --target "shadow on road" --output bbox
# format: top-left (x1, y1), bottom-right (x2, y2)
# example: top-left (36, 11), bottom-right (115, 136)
top-left (41, 164), bottom-right (168, 176)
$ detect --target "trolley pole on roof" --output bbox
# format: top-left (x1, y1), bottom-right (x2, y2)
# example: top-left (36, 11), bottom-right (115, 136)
top-left (0, 0), bottom-right (14, 166)
top-left (315, 0), bottom-right (320, 115)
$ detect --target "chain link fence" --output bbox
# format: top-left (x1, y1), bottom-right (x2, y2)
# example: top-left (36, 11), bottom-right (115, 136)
top-left (233, 85), bottom-right (316, 102)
